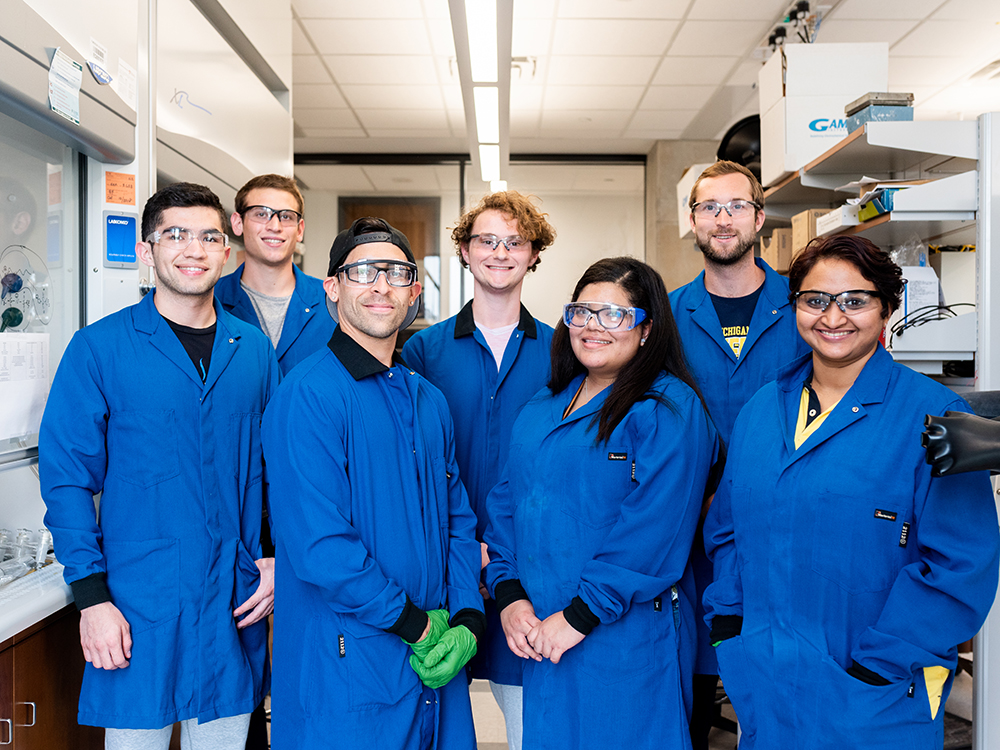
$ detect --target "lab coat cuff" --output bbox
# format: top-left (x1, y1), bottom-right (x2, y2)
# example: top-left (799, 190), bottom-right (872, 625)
top-left (70, 572), bottom-right (112, 611)
top-left (386, 595), bottom-right (428, 644)
top-left (563, 596), bottom-right (600, 636)
top-left (494, 579), bottom-right (530, 612)
top-left (708, 615), bottom-right (742, 644)
top-left (450, 608), bottom-right (487, 643)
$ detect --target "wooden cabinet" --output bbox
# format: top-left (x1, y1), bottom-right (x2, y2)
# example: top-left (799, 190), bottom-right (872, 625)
top-left (0, 606), bottom-right (102, 749)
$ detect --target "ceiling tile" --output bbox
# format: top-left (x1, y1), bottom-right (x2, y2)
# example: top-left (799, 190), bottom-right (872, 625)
top-left (293, 0), bottom-right (424, 19)
top-left (727, 60), bottom-right (767, 87)
top-left (510, 85), bottom-right (544, 110)
top-left (814, 19), bottom-right (918, 45)
top-left (640, 85), bottom-right (717, 111)
top-left (427, 18), bottom-right (457, 57)
top-left (653, 56), bottom-right (739, 86)
top-left (296, 164), bottom-right (375, 191)
top-left (292, 55), bottom-right (332, 84)
top-left (294, 84), bottom-right (348, 108)
top-left (545, 56), bottom-right (659, 86)
top-left (363, 165), bottom-right (449, 192)
top-left (543, 85), bottom-right (645, 110)
top-left (931, 0), bottom-right (999, 20)
top-left (366, 128), bottom-right (454, 138)
top-left (294, 109), bottom-right (361, 128)
top-left (889, 56), bottom-right (973, 86)
top-left (891, 20), bottom-right (1000, 56)
top-left (552, 19), bottom-right (679, 56)
top-left (292, 20), bottom-right (313, 53)
top-left (324, 55), bottom-right (439, 84)
top-left (629, 110), bottom-right (699, 131)
top-left (514, 0), bottom-right (557, 20)
top-left (687, 0), bottom-right (790, 21)
top-left (341, 85), bottom-right (446, 110)
top-left (625, 128), bottom-right (684, 140)
top-left (667, 20), bottom-right (770, 56)
top-left (511, 17), bottom-right (553, 56)
top-left (558, 0), bottom-right (689, 19)
top-left (307, 19), bottom-right (433, 55)
top-left (540, 110), bottom-right (632, 131)
top-left (298, 128), bottom-right (368, 139)
top-left (831, 0), bottom-right (955, 19)
top-left (356, 109), bottom-right (450, 129)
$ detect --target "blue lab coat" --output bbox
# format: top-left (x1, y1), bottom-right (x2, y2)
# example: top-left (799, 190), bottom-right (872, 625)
top-left (39, 292), bottom-right (279, 728)
top-left (402, 301), bottom-right (554, 685)
top-left (263, 327), bottom-right (484, 750)
top-left (216, 263), bottom-right (334, 374)
top-left (485, 372), bottom-right (720, 750)
top-left (703, 347), bottom-right (1000, 749)
top-left (670, 257), bottom-right (809, 674)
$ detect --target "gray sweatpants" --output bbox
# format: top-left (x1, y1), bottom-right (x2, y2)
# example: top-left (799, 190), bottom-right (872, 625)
top-left (105, 713), bottom-right (251, 750)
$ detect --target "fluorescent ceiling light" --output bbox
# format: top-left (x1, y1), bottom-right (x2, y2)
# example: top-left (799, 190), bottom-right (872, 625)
top-left (466, 0), bottom-right (497, 83)
top-left (490, 180), bottom-right (508, 192)
top-left (474, 87), bottom-right (500, 143)
top-left (479, 144), bottom-right (500, 182)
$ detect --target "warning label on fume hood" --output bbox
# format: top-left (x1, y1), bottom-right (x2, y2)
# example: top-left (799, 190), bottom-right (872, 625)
top-left (48, 48), bottom-right (83, 126)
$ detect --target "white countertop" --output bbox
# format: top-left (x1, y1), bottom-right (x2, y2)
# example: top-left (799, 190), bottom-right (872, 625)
top-left (0, 563), bottom-right (73, 643)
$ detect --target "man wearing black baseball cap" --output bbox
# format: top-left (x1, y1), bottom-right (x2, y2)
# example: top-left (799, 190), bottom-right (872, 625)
top-left (262, 217), bottom-right (485, 749)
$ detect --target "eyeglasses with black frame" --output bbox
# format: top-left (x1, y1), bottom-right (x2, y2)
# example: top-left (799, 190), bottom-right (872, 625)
top-left (468, 234), bottom-right (531, 252)
top-left (792, 289), bottom-right (883, 315)
top-left (242, 205), bottom-right (303, 226)
top-left (335, 259), bottom-right (418, 288)
top-left (146, 227), bottom-right (229, 252)
top-left (690, 199), bottom-right (760, 219)
top-left (563, 302), bottom-right (647, 331)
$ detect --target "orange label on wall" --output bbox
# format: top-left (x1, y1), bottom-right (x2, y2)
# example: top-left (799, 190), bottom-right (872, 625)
top-left (105, 171), bottom-right (135, 205)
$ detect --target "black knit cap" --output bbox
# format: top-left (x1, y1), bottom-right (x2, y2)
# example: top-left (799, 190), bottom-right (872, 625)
top-left (327, 217), bottom-right (416, 277)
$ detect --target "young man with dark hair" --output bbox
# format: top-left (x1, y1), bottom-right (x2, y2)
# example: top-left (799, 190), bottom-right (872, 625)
top-left (402, 191), bottom-right (556, 749)
top-left (40, 182), bottom-right (279, 749)
top-left (264, 217), bottom-right (485, 749)
top-left (669, 161), bottom-right (809, 750)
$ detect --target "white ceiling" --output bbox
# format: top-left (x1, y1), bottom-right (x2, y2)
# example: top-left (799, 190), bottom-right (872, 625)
top-left (290, 0), bottom-right (1000, 158)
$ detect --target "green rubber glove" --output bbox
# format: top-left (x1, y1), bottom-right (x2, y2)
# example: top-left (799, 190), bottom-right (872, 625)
top-left (408, 625), bottom-right (477, 689)
top-left (404, 609), bottom-right (450, 662)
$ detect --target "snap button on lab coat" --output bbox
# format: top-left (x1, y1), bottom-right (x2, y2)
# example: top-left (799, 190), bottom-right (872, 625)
top-left (305, 307), bottom-right (311, 312)
top-left (852, 406), bottom-right (859, 412)
top-left (229, 338), bottom-right (234, 343)
top-left (772, 310), bottom-right (777, 315)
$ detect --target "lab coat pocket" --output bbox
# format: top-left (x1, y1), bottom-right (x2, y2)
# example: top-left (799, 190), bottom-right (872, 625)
top-left (232, 412), bottom-right (264, 488)
top-left (811, 493), bottom-right (905, 594)
top-left (821, 655), bottom-right (931, 747)
top-left (560, 445), bottom-right (630, 529)
top-left (103, 537), bottom-right (180, 634)
top-left (341, 620), bottom-right (419, 712)
top-left (233, 544), bottom-right (261, 610)
top-left (107, 410), bottom-right (180, 488)
top-left (580, 602), bottom-right (653, 685)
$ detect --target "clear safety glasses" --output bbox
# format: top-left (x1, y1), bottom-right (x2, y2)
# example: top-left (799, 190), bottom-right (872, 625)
top-left (691, 199), bottom-right (760, 220)
top-left (792, 289), bottom-right (883, 315)
top-left (563, 302), bottom-right (647, 330)
top-left (336, 259), bottom-right (418, 288)
top-left (146, 227), bottom-right (229, 252)
top-left (468, 234), bottom-right (531, 252)
top-left (242, 205), bottom-right (303, 226)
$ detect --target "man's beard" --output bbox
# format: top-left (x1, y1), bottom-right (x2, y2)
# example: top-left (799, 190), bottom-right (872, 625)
top-left (696, 230), bottom-right (756, 266)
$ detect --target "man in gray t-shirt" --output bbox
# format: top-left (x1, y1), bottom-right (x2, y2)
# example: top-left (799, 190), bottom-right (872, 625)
top-left (215, 174), bottom-right (335, 377)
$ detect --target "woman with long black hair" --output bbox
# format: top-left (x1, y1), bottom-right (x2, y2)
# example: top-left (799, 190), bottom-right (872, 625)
top-left (484, 256), bottom-right (721, 749)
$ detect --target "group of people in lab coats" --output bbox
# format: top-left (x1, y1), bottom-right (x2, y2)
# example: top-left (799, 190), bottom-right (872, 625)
top-left (38, 163), bottom-right (1000, 750)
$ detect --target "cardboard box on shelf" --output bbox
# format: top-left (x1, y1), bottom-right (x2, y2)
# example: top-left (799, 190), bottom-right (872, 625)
top-left (792, 209), bottom-right (828, 256)
top-left (816, 204), bottom-right (860, 236)
top-left (761, 228), bottom-right (793, 273)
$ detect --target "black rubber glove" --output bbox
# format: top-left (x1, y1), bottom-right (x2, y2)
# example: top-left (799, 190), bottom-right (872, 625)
top-left (709, 615), bottom-right (742, 646)
top-left (922, 411), bottom-right (1000, 477)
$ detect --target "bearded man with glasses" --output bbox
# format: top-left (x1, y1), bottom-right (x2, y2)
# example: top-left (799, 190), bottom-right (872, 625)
top-left (669, 161), bottom-right (809, 750)
top-left (40, 182), bottom-right (279, 750)
top-left (263, 217), bottom-right (485, 750)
